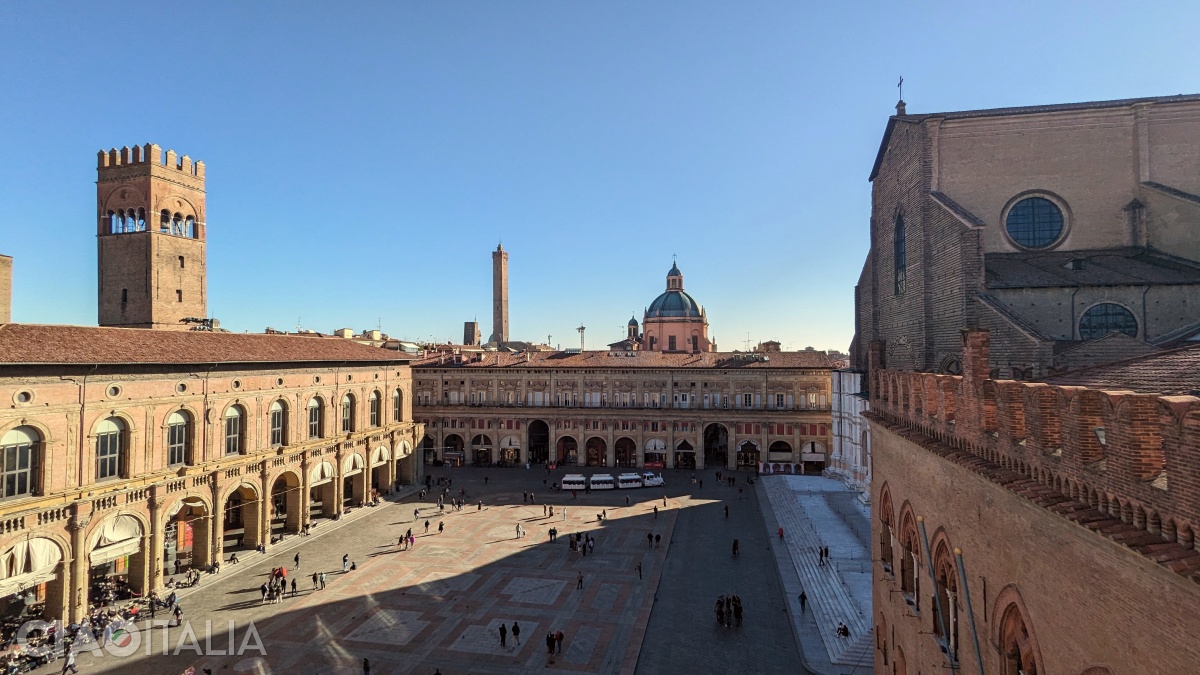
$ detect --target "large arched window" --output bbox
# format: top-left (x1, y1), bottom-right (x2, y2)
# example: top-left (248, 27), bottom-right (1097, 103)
top-left (341, 395), bottom-right (355, 433)
top-left (0, 426), bottom-right (41, 498)
top-left (933, 542), bottom-right (959, 660)
top-left (269, 400), bottom-right (288, 447)
top-left (166, 411), bottom-right (191, 466)
top-left (369, 392), bottom-right (381, 428)
top-left (893, 213), bottom-right (906, 295)
top-left (392, 389), bottom-right (402, 423)
top-left (1079, 303), bottom-right (1138, 340)
top-left (1000, 603), bottom-right (1039, 675)
top-left (899, 511), bottom-right (920, 608)
top-left (224, 405), bottom-right (245, 456)
top-left (307, 397), bottom-right (324, 439)
top-left (96, 418), bottom-right (126, 480)
top-left (879, 487), bottom-right (895, 573)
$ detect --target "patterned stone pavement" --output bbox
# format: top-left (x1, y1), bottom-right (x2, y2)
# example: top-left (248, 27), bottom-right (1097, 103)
top-left (78, 467), bottom-right (686, 675)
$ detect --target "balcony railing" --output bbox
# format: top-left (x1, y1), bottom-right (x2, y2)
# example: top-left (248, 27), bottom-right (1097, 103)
top-left (414, 401), bottom-right (831, 413)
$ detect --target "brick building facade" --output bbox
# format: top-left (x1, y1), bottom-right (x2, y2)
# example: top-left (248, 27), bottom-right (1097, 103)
top-left (868, 330), bottom-right (1200, 673)
top-left (854, 95), bottom-right (1200, 379)
top-left (413, 350), bottom-right (831, 472)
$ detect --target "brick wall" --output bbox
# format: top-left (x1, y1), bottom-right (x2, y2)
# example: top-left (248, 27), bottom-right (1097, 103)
top-left (868, 328), bottom-right (1200, 673)
top-left (0, 255), bottom-right (10, 323)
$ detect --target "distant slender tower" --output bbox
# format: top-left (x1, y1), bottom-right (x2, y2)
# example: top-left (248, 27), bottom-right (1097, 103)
top-left (96, 144), bottom-right (207, 330)
top-left (490, 244), bottom-right (509, 344)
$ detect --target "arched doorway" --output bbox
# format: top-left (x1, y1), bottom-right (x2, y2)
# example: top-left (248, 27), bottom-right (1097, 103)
top-left (395, 440), bottom-right (416, 487)
top-left (89, 514), bottom-right (148, 604)
top-left (585, 437), bottom-right (607, 466)
top-left (223, 484), bottom-right (263, 551)
top-left (801, 441), bottom-right (827, 473)
top-left (472, 434), bottom-right (493, 466)
top-left (528, 420), bottom-right (550, 464)
top-left (0, 537), bottom-right (66, 621)
top-left (615, 437), bottom-right (637, 468)
top-left (556, 436), bottom-right (578, 465)
top-left (164, 497), bottom-right (211, 573)
top-left (369, 445), bottom-right (391, 498)
top-left (342, 453), bottom-right (367, 507)
top-left (309, 461), bottom-right (336, 521)
top-left (675, 440), bottom-right (696, 470)
top-left (704, 424), bottom-right (728, 466)
top-left (443, 433), bottom-right (465, 467)
top-left (499, 435), bottom-right (521, 466)
top-left (644, 439), bottom-right (666, 468)
top-left (421, 434), bottom-right (436, 465)
top-left (270, 472), bottom-right (302, 538)
top-left (741, 440), bottom-right (766, 468)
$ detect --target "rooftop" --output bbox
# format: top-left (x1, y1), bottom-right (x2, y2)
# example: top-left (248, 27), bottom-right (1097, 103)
top-left (0, 324), bottom-right (414, 366)
top-left (413, 350), bottom-right (832, 370)
top-left (985, 247), bottom-right (1200, 289)
top-left (1039, 343), bottom-right (1200, 395)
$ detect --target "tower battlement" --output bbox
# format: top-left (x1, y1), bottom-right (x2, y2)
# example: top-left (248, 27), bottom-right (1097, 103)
top-left (97, 144), bottom-right (205, 179)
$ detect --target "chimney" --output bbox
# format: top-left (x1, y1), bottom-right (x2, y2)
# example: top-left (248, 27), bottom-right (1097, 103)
top-left (0, 255), bottom-right (10, 322)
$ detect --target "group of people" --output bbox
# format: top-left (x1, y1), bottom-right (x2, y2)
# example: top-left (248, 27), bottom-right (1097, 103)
top-left (714, 593), bottom-right (744, 628)
top-left (569, 533), bottom-right (595, 555)
top-left (260, 567), bottom-right (295, 603)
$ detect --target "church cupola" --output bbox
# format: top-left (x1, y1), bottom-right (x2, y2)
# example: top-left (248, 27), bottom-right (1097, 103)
top-left (666, 261), bottom-right (683, 290)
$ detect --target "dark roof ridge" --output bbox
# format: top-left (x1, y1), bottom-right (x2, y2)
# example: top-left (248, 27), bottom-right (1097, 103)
top-left (1037, 341), bottom-right (1200, 384)
top-left (929, 191), bottom-right (986, 228)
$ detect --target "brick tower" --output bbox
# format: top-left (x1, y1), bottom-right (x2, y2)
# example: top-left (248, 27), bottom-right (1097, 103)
top-left (96, 144), bottom-right (207, 330)
top-left (490, 243), bottom-right (509, 344)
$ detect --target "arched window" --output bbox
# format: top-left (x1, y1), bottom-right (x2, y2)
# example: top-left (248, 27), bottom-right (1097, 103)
top-left (96, 417), bottom-right (126, 480)
top-left (171, 213), bottom-right (184, 236)
top-left (166, 411), bottom-right (190, 466)
top-left (307, 397), bottom-right (324, 439)
top-left (899, 512), bottom-right (920, 607)
top-left (1079, 303), bottom-right (1138, 340)
top-left (392, 389), bottom-right (402, 423)
top-left (933, 542), bottom-right (959, 660)
top-left (1005, 196), bottom-right (1064, 249)
top-left (269, 400), bottom-right (287, 447)
top-left (184, 216), bottom-right (196, 238)
top-left (135, 208), bottom-right (146, 231)
top-left (1000, 603), bottom-right (1039, 675)
top-left (107, 211), bottom-right (118, 234)
top-left (224, 406), bottom-right (245, 456)
top-left (879, 488), bottom-right (895, 573)
top-left (893, 213), bottom-right (906, 295)
top-left (341, 395), bottom-right (355, 433)
top-left (0, 426), bottom-right (40, 498)
top-left (369, 392), bottom-right (380, 428)
top-left (160, 210), bottom-right (171, 233)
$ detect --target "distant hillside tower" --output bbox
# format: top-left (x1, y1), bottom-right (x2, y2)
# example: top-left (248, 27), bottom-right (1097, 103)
top-left (96, 144), bottom-right (207, 330)
top-left (490, 244), bottom-right (509, 344)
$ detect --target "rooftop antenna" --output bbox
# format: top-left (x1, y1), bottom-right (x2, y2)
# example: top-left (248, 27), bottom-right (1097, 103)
top-left (295, 317), bottom-right (301, 332)
top-left (577, 324), bottom-right (586, 351)
top-left (745, 332), bottom-right (752, 351)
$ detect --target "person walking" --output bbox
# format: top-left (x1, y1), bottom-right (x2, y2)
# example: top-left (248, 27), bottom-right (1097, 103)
top-left (516, 523), bottom-right (522, 539)
top-left (363, 657), bottom-right (370, 674)
top-left (576, 572), bottom-right (583, 589)
top-left (778, 526), bottom-right (784, 541)
top-left (413, 508), bottom-right (419, 521)
top-left (320, 572), bottom-right (327, 590)
top-left (499, 622), bottom-right (507, 647)
top-left (662, 496), bottom-right (667, 507)
top-left (438, 521), bottom-right (444, 535)
top-left (555, 629), bottom-right (563, 653)
top-left (799, 591), bottom-right (807, 612)
top-left (647, 532), bottom-right (653, 548)
top-left (562, 507), bottom-right (566, 521)
top-left (654, 533), bottom-right (661, 547)
top-left (343, 554), bottom-right (350, 572)
top-left (291, 578), bottom-right (298, 597)
top-left (512, 621), bottom-right (521, 645)
top-left (545, 631), bottom-right (556, 655)
top-left (732, 539), bottom-right (739, 556)
top-left (424, 520), bottom-right (430, 534)
top-left (523, 491), bottom-right (528, 503)
top-left (724, 504), bottom-right (729, 518)
top-left (60, 647), bottom-right (78, 674)
top-left (294, 552), bottom-right (300, 569)
top-left (312, 572), bottom-right (319, 591)
top-left (653, 505), bottom-right (658, 519)
top-left (625, 495), bottom-right (630, 506)
top-left (172, 604), bottom-right (183, 627)
top-left (636, 563), bottom-right (642, 580)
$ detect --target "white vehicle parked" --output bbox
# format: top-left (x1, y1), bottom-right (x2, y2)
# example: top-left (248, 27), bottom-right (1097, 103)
top-left (641, 472), bottom-right (665, 487)
top-left (561, 474), bottom-right (587, 491)
top-left (589, 474), bottom-right (616, 490)
top-left (617, 473), bottom-right (643, 489)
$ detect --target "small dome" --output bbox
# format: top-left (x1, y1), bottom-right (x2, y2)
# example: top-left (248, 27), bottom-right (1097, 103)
top-left (646, 290), bottom-right (703, 318)
top-left (668, 261), bottom-right (682, 276)
top-left (628, 316), bottom-right (639, 326)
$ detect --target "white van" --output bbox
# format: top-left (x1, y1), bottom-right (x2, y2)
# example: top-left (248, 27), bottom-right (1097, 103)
top-left (589, 474), bottom-right (616, 490)
top-left (561, 474), bottom-right (587, 491)
top-left (617, 473), bottom-right (643, 489)
top-left (641, 472), bottom-right (665, 487)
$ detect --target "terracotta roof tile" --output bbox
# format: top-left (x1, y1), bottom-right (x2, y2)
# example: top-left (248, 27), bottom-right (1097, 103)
top-left (0, 324), bottom-right (413, 366)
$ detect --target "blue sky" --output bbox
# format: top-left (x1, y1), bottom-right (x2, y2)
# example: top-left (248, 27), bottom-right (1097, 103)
top-left (2, 2), bottom-right (1198, 351)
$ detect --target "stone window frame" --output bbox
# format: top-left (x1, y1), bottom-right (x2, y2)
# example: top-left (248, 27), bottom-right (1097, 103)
top-left (1000, 190), bottom-right (1072, 251)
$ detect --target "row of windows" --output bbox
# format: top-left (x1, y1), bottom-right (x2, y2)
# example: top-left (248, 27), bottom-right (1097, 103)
top-left (105, 209), bottom-right (198, 238)
top-left (0, 389), bottom-right (405, 499)
top-left (420, 391), bottom-right (828, 410)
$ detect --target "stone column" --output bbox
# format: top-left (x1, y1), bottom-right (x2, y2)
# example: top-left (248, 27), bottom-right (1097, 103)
top-left (333, 447), bottom-right (345, 516)
top-left (299, 454), bottom-right (311, 529)
top-left (695, 427), bottom-right (706, 470)
top-left (148, 492), bottom-right (164, 592)
top-left (68, 509), bottom-right (91, 624)
top-left (727, 427), bottom-right (738, 471)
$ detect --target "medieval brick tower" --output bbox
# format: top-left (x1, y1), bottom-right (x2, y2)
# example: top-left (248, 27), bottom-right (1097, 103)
top-left (96, 144), bottom-right (207, 330)
top-left (490, 243), bottom-right (509, 344)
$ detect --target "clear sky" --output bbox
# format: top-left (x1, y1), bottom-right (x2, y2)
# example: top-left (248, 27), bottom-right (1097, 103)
top-left (2, 2), bottom-right (1198, 351)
